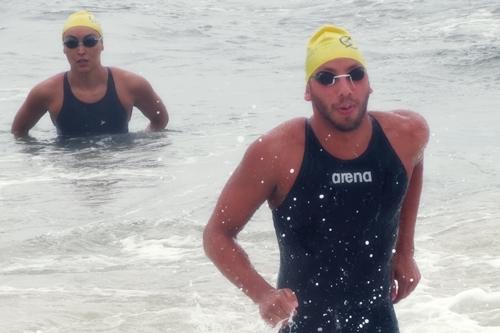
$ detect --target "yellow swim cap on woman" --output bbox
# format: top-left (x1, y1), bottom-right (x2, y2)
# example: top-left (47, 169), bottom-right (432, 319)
top-left (305, 24), bottom-right (366, 81)
top-left (62, 10), bottom-right (102, 37)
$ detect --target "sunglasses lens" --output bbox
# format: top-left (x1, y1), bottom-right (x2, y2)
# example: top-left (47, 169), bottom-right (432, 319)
top-left (350, 68), bottom-right (365, 81)
top-left (63, 38), bottom-right (79, 49)
top-left (83, 36), bottom-right (99, 47)
top-left (315, 71), bottom-right (335, 86)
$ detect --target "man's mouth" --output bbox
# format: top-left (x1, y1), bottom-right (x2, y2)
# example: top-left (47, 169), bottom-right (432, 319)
top-left (337, 104), bottom-right (356, 115)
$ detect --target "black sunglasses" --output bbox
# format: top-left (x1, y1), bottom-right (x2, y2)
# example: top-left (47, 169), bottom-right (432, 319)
top-left (63, 35), bottom-right (102, 49)
top-left (314, 67), bottom-right (366, 86)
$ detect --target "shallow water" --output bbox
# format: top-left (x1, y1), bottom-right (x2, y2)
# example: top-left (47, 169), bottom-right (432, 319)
top-left (0, 0), bottom-right (499, 332)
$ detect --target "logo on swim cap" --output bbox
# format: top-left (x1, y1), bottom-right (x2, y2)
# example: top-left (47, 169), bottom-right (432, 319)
top-left (339, 36), bottom-right (357, 49)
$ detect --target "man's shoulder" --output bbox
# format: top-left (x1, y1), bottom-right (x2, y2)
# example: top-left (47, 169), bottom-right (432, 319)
top-left (109, 67), bottom-right (150, 92)
top-left (109, 66), bottom-right (134, 77)
top-left (371, 109), bottom-right (426, 124)
top-left (243, 117), bottom-right (306, 161)
top-left (239, 117), bottom-right (307, 194)
top-left (30, 73), bottom-right (64, 99)
top-left (370, 110), bottom-right (429, 163)
top-left (371, 110), bottom-right (429, 140)
top-left (39, 72), bottom-right (64, 86)
top-left (109, 67), bottom-right (145, 82)
top-left (256, 117), bottom-right (306, 147)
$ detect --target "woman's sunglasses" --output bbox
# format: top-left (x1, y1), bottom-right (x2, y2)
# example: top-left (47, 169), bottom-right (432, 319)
top-left (313, 67), bottom-right (366, 86)
top-left (63, 35), bottom-right (102, 49)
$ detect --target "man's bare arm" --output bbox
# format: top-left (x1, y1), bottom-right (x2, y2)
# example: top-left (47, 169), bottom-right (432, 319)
top-left (129, 74), bottom-right (168, 131)
top-left (203, 137), bottom-right (298, 326)
top-left (392, 113), bottom-right (429, 303)
top-left (11, 84), bottom-right (51, 138)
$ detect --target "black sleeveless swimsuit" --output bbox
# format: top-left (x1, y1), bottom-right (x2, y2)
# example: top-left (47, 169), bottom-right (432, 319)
top-left (273, 117), bottom-right (408, 333)
top-left (56, 68), bottom-right (129, 136)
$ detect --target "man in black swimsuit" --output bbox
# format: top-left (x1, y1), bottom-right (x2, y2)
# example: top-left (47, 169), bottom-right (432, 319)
top-left (204, 24), bottom-right (429, 332)
top-left (11, 10), bottom-right (168, 138)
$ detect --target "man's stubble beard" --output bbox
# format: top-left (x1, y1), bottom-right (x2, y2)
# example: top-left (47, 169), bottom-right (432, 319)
top-left (312, 93), bottom-right (370, 132)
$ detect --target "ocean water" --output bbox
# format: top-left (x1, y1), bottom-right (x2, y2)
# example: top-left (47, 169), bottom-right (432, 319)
top-left (0, 0), bottom-right (499, 332)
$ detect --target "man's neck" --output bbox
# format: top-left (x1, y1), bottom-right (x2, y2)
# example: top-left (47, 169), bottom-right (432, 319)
top-left (68, 65), bottom-right (107, 89)
top-left (310, 112), bottom-right (373, 159)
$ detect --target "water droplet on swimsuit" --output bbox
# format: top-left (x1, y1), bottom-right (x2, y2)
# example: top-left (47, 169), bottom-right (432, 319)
top-left (365, 240), bottom-right (370, 245)
top-left (319, 194), bottom-right (325, 199)
top-left (290, 168), bottom-right (295, 174)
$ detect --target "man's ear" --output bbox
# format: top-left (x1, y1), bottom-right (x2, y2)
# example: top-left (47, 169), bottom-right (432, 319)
top-left (304, 82), bottom-right (311, 101)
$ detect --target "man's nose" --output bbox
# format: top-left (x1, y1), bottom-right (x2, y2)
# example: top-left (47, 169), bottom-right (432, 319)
top-left (76, 44), bottom-right (86, 54)
top-left (335, 76), bottom-right (353, 97)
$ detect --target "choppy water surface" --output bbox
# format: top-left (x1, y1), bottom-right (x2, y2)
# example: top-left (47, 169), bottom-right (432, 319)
top-left (0, 0), bottom-right (499, 332)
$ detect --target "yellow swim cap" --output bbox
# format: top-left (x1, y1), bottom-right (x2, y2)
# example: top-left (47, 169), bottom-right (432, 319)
top-left (305, 24), bottom-right (366, 81)
top-left (62, 10), bottom-right (102, 38)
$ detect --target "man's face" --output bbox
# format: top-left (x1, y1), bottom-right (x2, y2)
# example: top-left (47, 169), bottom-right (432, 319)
top-left (305, 58), bottom-right (372, 132)
top-left (63, 26), bottom-right (103, 72)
